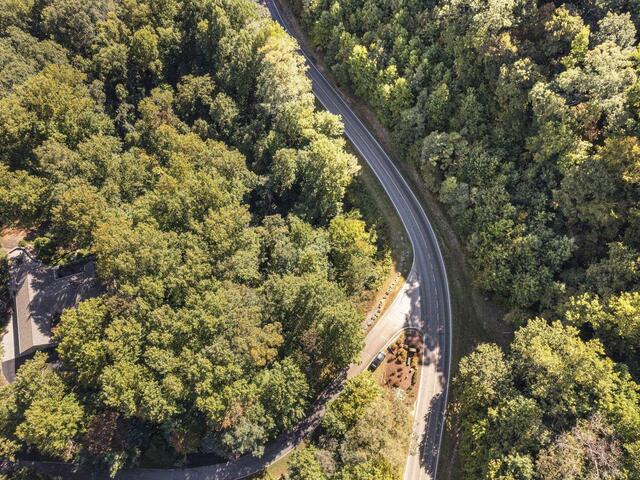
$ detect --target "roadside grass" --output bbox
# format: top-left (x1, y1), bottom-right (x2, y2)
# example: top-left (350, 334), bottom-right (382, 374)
top-left (243, 443), bottom-right (301, 479)
top-left (345, 146), bottom-right (413, 331)
top-left (272, 1), bottom-right (515, 477)
top-left (264, 443), bottom-right (301, 479)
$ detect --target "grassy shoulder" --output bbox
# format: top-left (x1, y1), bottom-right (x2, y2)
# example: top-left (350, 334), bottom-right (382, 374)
top-left (263, 443), bottom-right (304, 478)
top-left (345, 144), bottom-right (412, 331)
top-left (272, 1), bottom-right (513, 476)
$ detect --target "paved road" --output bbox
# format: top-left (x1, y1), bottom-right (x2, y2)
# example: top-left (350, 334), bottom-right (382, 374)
top-left (14, 5), bottom-right (452, 480)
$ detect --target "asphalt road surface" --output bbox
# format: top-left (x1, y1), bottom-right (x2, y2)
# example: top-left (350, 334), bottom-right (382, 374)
top-left (15, 4), bottom-right (453, 480)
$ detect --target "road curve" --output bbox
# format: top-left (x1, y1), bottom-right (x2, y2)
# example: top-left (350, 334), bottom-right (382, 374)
top-left (14, 6), bottom-right (452, 480)
top-left (265, 2), bottom-right (453, 479)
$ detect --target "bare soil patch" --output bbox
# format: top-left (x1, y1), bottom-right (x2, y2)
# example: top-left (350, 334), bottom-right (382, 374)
top-left (378, 330), bottom-right (423, 397)
top-left (0, 227), bottom-right (28, 252)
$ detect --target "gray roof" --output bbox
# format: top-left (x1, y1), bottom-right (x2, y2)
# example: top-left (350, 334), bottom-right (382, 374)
top-left (8, 248), bottom-right (101, 357)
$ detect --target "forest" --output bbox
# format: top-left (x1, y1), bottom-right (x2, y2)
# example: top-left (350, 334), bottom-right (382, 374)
top-left (296, 0), bottom-right (640, 478)
top-left (0, 0), bottom-right (394, 476)
top-left (287, 373), bottom-right (411, 480)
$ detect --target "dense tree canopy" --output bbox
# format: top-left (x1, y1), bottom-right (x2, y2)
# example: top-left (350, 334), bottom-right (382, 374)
top-left (300, 0), bottom-right (640, 317)
top-left (0, 0), bottom-right (387, 473)
top-left (287, 373), bottom-right (410, 480)
top-left (452, 320), bottom-right (640, 478)
top-left (297, 0), bottom-right (640, 477)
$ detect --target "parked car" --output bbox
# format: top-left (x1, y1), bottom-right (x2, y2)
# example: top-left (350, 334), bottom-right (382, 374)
top-left (368, 351), bottom-right (386, 371)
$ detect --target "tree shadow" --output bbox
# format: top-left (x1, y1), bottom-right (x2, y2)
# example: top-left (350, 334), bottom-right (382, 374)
top-left (416, 391), bottom-right (445, 476)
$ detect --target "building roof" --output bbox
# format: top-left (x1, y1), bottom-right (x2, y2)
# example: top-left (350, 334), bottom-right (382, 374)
top-left (8, 248), bottom-right (101, 357)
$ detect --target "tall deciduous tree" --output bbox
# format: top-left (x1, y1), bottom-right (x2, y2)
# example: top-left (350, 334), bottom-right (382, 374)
top-left (288, 447), bottom-right (328, 480)
top-left (328, 212), bottom-right (377, 293)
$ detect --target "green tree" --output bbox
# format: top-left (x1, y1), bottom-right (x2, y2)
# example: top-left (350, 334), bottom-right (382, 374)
top-left (199, 204), bottom-right (260, 283)
top-left (0, 165), bottom-right (46, 225)
top-left (50, 180), bottom-right (108, 249)
top-left (174, 74), bottom-right (216, 124)
top-left (16, 389), bottom-right (84, 461)
top-left (317, 303), bottom-right (364, 371)
top-left (323, 373), bottom-right (381, 439)
top-left (296, 137), bottom-right (359, 223)
top-left (565, 291), bottom-right (640, 364)
top-left (0, 0), bottom-right (34, 33)
top-left (259, 215), bottom-right (330, 277)
top-left (328, 212), bottom-right (377, 293)
top-left (510, 319), bottom-right (615, 424)
top-left (595, 12), bottom-right (636, 49)
top-left (55, 297), bottom-right (111, 386)
top-left (0, 64), bottom-right (112, 168)
top-left (270, 148), bottom-right (298, 194)
top-left (486, 454), bottom-right (534, 480)
top-left (346, 44), bottom-right (377, 100)
top-left (262, 272), bottom-right (344, 346)
top-left (7, 354), bottom-right (85, 461)
top-left (215, 381), bottom-right (274, 458)
top-left (452, 343), bottom-right (512, 417)
top-left (454, 318), bottom-right (640, 478)
top-left (586, 243), bottom-right (640, 297)
top-left (258, 358), bottom-right (310, 431)
top-left (288, 446), bottom-right (328, 480)
top-left (129, 25), bottom-right (162, 84)
top-left (339, 393), bottom-right (410, 471)
top-left (336, 457), bottom-right (396, 480)
top-left (41, 0), bottom-right (110, 54)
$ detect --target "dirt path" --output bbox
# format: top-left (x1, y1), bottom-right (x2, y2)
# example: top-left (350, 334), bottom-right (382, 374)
top-left (0, 228), bottom-right (27, 253)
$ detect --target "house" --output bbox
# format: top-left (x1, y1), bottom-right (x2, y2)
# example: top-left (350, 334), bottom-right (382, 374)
top-left (1, 248), bottom-right (101, 382)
